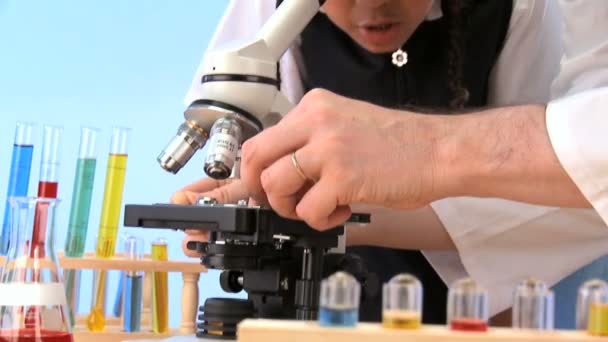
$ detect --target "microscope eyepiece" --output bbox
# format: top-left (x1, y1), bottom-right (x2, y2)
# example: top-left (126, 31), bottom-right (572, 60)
top-left (157, 121), bottom-right (208, 174)
top-left (204, 117), bottom-right (243, 180)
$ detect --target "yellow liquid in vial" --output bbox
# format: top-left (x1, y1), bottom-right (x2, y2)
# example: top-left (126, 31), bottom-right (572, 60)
top-left (152, 241), bottom-right (168, 333)
top-left (588, 303), bottom-right (608, 336)
top-left (382, 310), bottom-right (422, 329)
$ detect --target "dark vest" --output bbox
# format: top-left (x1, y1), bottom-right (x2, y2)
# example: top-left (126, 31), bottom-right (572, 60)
top-left (295, 0), bottom-right (513, 324)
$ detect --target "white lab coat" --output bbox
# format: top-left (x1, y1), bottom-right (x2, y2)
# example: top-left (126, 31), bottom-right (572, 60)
top-left (185, 0), bottom-right (608, 316)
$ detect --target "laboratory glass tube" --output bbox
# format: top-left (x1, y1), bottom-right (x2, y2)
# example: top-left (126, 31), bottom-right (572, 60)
top-left (1, 122), bottom-right (35, 255)
top-left (123, 236), bottom-right (144, 332)
top-left (87, 127), bottom-right (130, 332)
top-left (64, 127), bottom-right (99, 326)
top-left (152, 238), bottom-right (169, 333)
top-left (447, 278), bottom-right (489, 332)
top-left (576, 279), bottom-right (608, 335)
top-left (382, 274), bottom-right (423, 329)
top-left (65, 126), bottom-right (99, 257)
top-left (32, 125), bottom-right (62, 260)
top-left (512, 278), bottom-right (554, 330)
top-left (318, 271), bottom-right (361, 327)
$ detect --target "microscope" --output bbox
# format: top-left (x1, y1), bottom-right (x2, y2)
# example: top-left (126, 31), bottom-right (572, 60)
top-left (124, 0), bottom-right (375, 339)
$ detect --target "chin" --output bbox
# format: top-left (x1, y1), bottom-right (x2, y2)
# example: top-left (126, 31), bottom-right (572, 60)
top-left (361, 43), bottom-right (401, 54)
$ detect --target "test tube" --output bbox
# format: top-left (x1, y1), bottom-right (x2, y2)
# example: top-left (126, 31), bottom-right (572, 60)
top-left (576, 279), bottom-right (608, 335)
top-left (152, 238), bottom-right (169, 333)
top-left (512, 278), bottom-right (554, 330)
top-left (318, 271), bottom-right (361, 327)
top-left (87, 127), bottom-right (130, 332)
top-left (64, 127), bottom-right (99, 326)
top-left (96, 127), bottom-right (129, 258)
top-left (65, 127), bottom-right (99, 257)
top-left (447, 278), bottom-right (489, 332)
top-left (123, 236), bottom-right (144, 332)
top-left (1, 123), bottom-right (35, 255)
top-left (31, 125), bottom-right (62, 259)
top-left (382, 274), bottom-right (423, 329)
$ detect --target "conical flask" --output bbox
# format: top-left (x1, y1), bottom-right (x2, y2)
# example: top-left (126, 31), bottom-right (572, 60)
top-left (0, 197), bottom-right (73, 342)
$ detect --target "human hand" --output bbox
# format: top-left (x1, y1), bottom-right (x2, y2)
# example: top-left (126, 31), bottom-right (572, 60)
top-left (241, 89), bottom-right (445, 230)
top-left (170, 178), bottom-right (250, 258)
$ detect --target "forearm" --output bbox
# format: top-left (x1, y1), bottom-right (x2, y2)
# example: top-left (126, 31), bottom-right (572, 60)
top-left (346, 205), bottom-right (455, 250)
top-left (434, 105), bottom-right (591, 208)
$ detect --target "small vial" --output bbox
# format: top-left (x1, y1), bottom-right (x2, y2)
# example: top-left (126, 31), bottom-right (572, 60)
top-left (447, 278), bottom-right (489, 332)
top-left (512, 278), bottom-right (554, 330)
top-left (123, 236), bottom-right (144, 332)
top-left (382, 274), bottom-right (422, 329)
top-left (152, 238), bottom-right (169, 333)
top-left (319, 271), bottom-right (360, 327)
top-left (576, 279), bottom-right (608, 335)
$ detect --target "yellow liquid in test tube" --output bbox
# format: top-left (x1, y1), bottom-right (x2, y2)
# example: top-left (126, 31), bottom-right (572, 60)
top-left (382, 310), bottom-right (422, 329)
top-left (152, 239), bottom-right (169, 333)
top-left (87, 153), bottom-right (128, 331)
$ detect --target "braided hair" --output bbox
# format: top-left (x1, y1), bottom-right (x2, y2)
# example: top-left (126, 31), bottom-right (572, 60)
top-left (443, 0), bottom-right (473, 109)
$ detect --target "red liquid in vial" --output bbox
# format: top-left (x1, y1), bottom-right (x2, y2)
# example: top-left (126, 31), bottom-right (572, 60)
top-left (450, 318), bottom-right (488, 332)
top-left (0, 329), bottom-right (73, 342)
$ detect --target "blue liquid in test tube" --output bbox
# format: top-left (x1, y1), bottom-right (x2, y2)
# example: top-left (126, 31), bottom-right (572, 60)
top-left (1, 123), bottom-right (35, 255)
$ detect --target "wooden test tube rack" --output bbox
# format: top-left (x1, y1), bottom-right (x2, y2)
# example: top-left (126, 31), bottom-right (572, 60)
top-left (0, 253), bottom-right (207, 342)
top-left (237, 319), bottom-right (606, 342)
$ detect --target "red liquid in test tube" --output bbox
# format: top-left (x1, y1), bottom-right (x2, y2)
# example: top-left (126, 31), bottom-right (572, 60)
top-left (30, 126), bottom-right (61, 259)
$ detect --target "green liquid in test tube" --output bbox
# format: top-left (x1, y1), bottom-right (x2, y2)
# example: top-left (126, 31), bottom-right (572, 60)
top-left (86, 127), bottom-right (129, 332)
top-left (64, 127), bottom-right (99, 327)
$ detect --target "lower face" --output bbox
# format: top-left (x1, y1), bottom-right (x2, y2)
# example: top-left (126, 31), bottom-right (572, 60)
top-left (322, 0), bottom-right (435, 53)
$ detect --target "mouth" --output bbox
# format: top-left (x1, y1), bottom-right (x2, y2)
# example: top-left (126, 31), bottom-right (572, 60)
top-left (357, 22), bottom-right (401, 49)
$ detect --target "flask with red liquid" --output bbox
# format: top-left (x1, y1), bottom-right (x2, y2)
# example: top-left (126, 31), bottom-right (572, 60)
top-left (0, 197), bottom-right (73, 342)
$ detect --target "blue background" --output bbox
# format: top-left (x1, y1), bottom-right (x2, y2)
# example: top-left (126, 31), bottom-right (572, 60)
top-left (0, 0), bottom-right (606, 331)
top-left (0, 0), bottom-right (232, 329)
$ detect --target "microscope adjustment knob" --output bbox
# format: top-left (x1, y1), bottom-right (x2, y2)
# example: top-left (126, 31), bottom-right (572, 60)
top-left (220, 270), bottom-right (244, 293)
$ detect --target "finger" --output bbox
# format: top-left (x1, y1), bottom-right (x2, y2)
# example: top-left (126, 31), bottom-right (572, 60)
top-left (260, 146), bottom-right (320, 218)
top-left (197, 179), bottom-right (250, 204)
top-left (241, 115), bottom-right (312, 203)
top-left (296, 178), bottom-right (352, 230)
top-left (182, 233), bottom-right (209, 258)
top-left (181, 178), bottom-right (231, 193)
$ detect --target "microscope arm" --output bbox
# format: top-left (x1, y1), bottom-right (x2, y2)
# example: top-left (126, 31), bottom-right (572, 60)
top-left (158, 0), bottom-right (326, 178)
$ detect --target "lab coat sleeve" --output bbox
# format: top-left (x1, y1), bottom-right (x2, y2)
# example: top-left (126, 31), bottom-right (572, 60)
top-left (183, 0), bottom-right (305, 107)
top-left (425, 0), bottom-right (608, 316)
top-left (546, 0), bottom-right (608, 225)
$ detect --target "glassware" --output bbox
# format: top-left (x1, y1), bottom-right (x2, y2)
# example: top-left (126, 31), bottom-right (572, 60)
top-left (0, 197), bottom-right (73, 342)
top-left (447, 277), bottom-right (489, 332)
top-left (382, 273), bottom-right (423, 329)
top-left (512, 278), bottom-right (554, 330)
top-left (318, 271), bottom-right (360, 327)
top-left (1, 122), bottom-right (35, 255)
top-left (123, 236), bottom-right (144, 332)
top-left (576, 279), bottom-right (608, 335)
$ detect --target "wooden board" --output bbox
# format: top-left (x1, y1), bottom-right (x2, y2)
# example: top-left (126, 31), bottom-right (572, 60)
top-left (237, 319), bottom-right (606, 342)
top-left (72, 325), bottom-right (181, 342)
